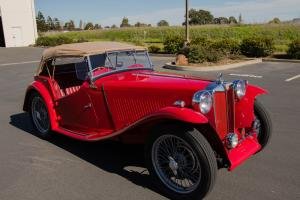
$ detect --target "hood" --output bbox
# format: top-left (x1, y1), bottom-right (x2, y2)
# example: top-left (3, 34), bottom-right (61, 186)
top-left (95, 70), bottom-right (213, 129)
top-left (97, 70), bottom-right (212, 93)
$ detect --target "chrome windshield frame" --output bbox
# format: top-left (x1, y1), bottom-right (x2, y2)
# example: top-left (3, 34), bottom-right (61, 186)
top-left (88, 49), bottom-right (154, 82)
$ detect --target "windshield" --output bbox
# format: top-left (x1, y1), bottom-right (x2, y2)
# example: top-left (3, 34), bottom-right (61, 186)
top-left (89, 50), bottom-right (153, 72)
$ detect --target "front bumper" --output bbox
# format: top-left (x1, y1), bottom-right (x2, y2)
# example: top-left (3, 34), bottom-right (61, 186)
top-left (227, 135), bottom-right (261, 171)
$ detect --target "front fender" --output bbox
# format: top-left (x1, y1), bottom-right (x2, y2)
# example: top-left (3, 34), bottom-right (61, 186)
top-left (235, 84), bottom-right (268, 128)
top-left (247, 84), bottom-right (268, 98)
top-left (150, 107), bottom-right (208, 124)
top-left (23, 81), bottom-right (59, 129)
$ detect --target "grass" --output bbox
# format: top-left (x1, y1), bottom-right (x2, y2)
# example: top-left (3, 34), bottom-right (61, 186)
top-left (42, 23), bottom-right (300, 52)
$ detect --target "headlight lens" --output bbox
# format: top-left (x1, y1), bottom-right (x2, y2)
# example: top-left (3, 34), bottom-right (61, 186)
top-left (193, 91), bottom-right (213, 114)
top-left (233, 80), bottom-right (247, 100)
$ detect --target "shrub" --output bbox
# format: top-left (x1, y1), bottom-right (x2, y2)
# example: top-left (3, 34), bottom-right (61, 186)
top-left (75, 37), bottom-right (89, 43)
top-left (163, 35), bottom-right (184, 54)
top-left (190, 37), bottom-right (213, 47)
top-left (187, 45), bottom-right (223, 63)
top-left (211, 38), bottom-right (240, 55)
top-left (240, 37), bottom-right (275, 57)
top-left (287, 39), bottom-right (300, 59)
top-left (36, 35), bottom-right (90, 47)
top-left (36, 36), bottom-right (57, 47)
top-left (55, 35), bottom-right (73, 45)
top-left (148, 45), bottom-right (161, 53)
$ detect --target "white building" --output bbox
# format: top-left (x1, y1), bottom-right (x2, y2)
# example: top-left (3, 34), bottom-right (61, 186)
top-left (0, 0), bottom-right (37, 47)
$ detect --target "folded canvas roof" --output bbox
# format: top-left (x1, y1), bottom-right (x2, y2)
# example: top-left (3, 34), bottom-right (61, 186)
top-left (42, 41), bottom-right (147, 61)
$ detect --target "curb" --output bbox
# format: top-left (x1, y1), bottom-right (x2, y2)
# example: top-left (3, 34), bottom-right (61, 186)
top-left (163, 58), bottom-right (262, 72)
top-left (149, 53), bottom-right (175, 57)
top-left (262, 58), bottom-right (300, 63)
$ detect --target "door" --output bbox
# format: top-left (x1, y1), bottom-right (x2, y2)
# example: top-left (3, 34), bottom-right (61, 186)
top-left (11, 27), bottom-right (22, 47)
top-left (56, 84), bottom-right (99, 133)
top-left (0, 16), bottom-right (5, 47)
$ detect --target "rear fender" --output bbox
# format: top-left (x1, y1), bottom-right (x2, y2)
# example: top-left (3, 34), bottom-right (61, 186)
top-left (23, 81), bottom-right (59, 129)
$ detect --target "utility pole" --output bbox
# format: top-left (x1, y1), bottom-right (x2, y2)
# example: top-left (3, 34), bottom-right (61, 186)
top-left (184, 0), bottom-right (190, 47)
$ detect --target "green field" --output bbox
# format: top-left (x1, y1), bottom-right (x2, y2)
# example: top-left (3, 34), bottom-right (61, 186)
top-left (43, 24), bottom-right (300, 52)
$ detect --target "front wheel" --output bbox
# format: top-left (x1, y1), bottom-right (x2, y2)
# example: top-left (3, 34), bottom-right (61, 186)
top-left (145, 124), bottom-right (217, 200)
top-left (253, 100), bottom-right (272, 151)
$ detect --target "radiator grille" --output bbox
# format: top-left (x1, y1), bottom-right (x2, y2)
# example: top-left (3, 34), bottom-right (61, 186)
top-left (213, 88), bottom-right (235, 140)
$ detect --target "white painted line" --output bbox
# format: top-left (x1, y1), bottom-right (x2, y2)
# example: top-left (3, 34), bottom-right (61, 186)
top-left (0, 60), bottom-right (40, 67)
top-left (229, 73), bottom-right (263, 78)
top-left (285, 74), bottom-right (300, 82)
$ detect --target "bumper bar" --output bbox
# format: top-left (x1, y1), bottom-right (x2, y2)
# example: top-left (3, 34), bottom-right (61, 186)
top-left (227, 136), bottom-right (261, 171)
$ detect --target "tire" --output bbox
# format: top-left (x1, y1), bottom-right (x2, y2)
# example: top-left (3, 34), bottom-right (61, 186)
top-left (29, 92), bottom-right (52, 139)
top-left (145, 124), bottom-right (217, 200)
top-left (254, 100), bottom-right (272, 150)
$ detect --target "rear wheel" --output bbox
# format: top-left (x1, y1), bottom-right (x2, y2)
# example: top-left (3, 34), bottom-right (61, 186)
top-left (253, 100), bottom-right (272, 150)
top-left (145, 124), bottom-right (217, 200)
top-left (30, 92), bottom-right (52, 139)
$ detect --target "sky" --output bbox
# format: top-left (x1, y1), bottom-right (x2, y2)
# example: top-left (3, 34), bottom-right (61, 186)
top-left (35, 0), bottom-right (300, 26)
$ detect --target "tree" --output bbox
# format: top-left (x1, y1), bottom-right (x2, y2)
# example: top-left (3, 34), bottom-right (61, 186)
top-left (111, 24), bottom-right (118, 29)
top-left (79, 20), bottom-right (83, 30)
top-left (213, 18), bottom-right (220, 24)
top-left (94, 24), bottom-right (102, 29)
top-left (120, 17), bottom-right (131, 28)
top-left (36, 11), bottom-right (47, 32)
top-left (269, 17), bottom-right (281, 24)
top-left (64, 20), bottom-right (75, 31)
top-left (219, 17), bottom-right (229, 24)
top-left (84, 22), bottom-right (94, 30)
top-left (134, 22), bottom-right (148, 27)
top-left (229, 16), bottom-right (238, 24)
top-left (188, 9), bottom-right (214, 25)
top-left (157, 20), bottom-right (169, 27)
top-left (47, 16), bottom-right (55, 30)
top-left (238, 14), bottom-right (243, 24)
top-left (53, 18), bottom-right (61, 30)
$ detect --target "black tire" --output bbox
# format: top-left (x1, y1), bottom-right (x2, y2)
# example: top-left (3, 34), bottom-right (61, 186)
top-left (145, 124), bottom-right (217, 200)
top-left (29, 92), bottom-right (52, 139)
top-left (254, 100), bottom-right (272, 150)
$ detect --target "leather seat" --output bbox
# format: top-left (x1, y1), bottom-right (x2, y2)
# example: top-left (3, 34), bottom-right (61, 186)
top-left (65, 86), bottom-right (81, 96)
top-left (51, 80), bottom-right (81, 98)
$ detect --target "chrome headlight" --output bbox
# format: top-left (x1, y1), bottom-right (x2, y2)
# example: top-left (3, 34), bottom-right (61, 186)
top-left (232, 80), bottom-right (247, 100)
top-left (193, 91), bottom-right (213, 114)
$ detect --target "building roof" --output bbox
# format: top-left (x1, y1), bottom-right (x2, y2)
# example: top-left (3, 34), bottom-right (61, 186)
top-left (42, 41), bottom-right (147, 60)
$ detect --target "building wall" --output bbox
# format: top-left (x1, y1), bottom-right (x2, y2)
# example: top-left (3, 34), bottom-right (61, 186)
top-left (0, 0), bottom-right (37, 47)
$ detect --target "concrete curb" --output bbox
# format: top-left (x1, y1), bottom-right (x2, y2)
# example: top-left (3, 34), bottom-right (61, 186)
top-left (149, 53), bottom-right (175, 57)
top-left (163, 58), bottom-right (262, 72)
top-left (262, 58), bottom-right (300, 63)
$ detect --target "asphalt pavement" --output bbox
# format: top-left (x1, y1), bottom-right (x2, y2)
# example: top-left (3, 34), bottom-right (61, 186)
top-left (0, 47), bottom-right (299, 200)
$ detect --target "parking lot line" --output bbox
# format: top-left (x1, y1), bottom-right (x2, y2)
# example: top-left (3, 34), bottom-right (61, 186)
top-left (285, 74), bottom-right (300, 82)
top-left (0, 60), bottom-right (40, 67)
top-left (229, 73), bottom-right (263, 78)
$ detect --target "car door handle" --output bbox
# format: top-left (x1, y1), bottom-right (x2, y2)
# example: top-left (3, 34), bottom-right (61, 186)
top-left (84, 103), bottom-right (92, 110)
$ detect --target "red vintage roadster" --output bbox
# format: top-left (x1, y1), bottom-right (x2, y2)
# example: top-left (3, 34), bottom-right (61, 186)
top-left (23, 42), bottom-right (272, 199)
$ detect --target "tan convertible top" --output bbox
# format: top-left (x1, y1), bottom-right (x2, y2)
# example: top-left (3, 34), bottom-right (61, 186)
top-left (42, 41), bottom-right (147, 61)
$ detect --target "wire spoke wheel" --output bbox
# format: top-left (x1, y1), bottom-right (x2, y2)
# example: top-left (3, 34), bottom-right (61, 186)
top-left (31, 96), bottom-right (50, 134)
top-left (152, 134), bottom-right (202, 194)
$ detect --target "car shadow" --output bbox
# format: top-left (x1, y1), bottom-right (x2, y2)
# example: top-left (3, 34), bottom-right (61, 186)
top-left (9, 112), bottom-right (170, 199)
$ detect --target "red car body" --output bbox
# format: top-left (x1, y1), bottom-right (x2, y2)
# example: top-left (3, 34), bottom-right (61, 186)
top-left (24, 66), bottom-right (266, 171)
top-left (23, 42), bottom-right (271, 198)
